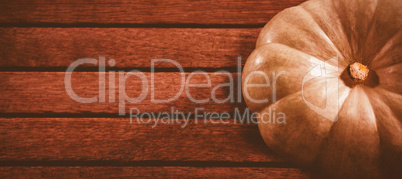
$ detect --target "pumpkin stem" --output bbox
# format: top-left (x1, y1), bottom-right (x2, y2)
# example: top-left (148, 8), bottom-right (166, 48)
top-left (349, 62), bottom-right (369, 82)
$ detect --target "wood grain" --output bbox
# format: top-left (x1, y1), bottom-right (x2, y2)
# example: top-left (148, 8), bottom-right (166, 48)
top-left (0, 0), bottom-right (314, 177)
top-left (0, 118), bottom-right (281, 162)
top-left (0, 28), bottom-right (258, 69)
top-left (0, 0), bottom-right (305, 25)
top-left (0, 167), bottom-right (312, 178)
top-left (0, 72), bottom-right (246, 115)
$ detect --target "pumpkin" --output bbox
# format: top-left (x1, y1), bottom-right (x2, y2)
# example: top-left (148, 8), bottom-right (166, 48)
top-left (242, 0), bottom-right (401, 178)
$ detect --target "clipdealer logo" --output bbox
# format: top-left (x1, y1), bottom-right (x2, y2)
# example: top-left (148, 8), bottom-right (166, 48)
top-left (63, 56), bottom-right (340, 127)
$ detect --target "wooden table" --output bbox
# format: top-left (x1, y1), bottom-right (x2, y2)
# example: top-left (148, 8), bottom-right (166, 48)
top-left (0, 0), bottom-right (314, 178)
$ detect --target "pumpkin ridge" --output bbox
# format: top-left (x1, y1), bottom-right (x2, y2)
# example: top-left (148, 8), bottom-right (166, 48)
top-left (257, 42), bottom-right (339, 67)
top-left (369, 31), bottom-right (402, 70)
top-left (362, 86), bottom-right (402, 177)
top-left (256, 5), bottom-right (350, 67)
top-left (256, 89), bottom-right (335, 166)
top-left (299, 4), bottom-right (347, 65)
top-left (329, 0), bottom-right (356, 63)
top-left (373, 87), bottom-right (402, 124)
top-left (373, 63), bottom-right (402, 94)
top-left (378, 88), bottom-right (402, 123)
top-left (243, 0), bottom-right (401, 177)
top-left (360, 0), bottom-right (382, 64)
top-left (243, 42), bottom-right (326, 112)
top-left (316, 86), bottom-right (380, 178)
top-left (311, 85), bottom-right (355, 168)
top-left (362, 86), bottom-right (398, 137)
top-left (378, 86), bottom-right (402, 99)
top-left (331, 0), bottom-right (379, 64)
top-left (362, 0), bottom-right (402, 67)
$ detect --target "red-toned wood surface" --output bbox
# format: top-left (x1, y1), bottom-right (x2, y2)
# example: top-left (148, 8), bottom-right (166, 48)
top-left (0, 118), bottom-right (280, 162)
top-left (0, 0), bottom-right (305, 25)
top-left (0, 28), bottom-right (258, 68)
top-left (0, 0), bottom-right (312, 178)
top-left (0, 72), bottom-right (245, 114)
top-left (0, 167), bottom-right (312, 178)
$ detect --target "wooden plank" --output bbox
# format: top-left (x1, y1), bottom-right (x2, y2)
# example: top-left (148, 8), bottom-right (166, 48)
top-left (0, 118), bottom-right (280, 162)
top-left (0, 72), bottom-right (246, 115)
top-left (0, 167), bottom-right (312, 178)
top-left (0, 28), bottom-right (258, 69)
top-left (0, 0), bottom-right (305, 25)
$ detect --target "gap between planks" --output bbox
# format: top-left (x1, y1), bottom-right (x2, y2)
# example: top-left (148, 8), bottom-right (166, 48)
top-left (0, 72), bottom-right (249, 115)
top-left (0, 166), bottom-right (313, 178)
top-left (0, 0), bottom-right (305, 25)
top-left (0, 118), bottom-right (281, 162)
top-left (0, 28), bottom-right (259, 69)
